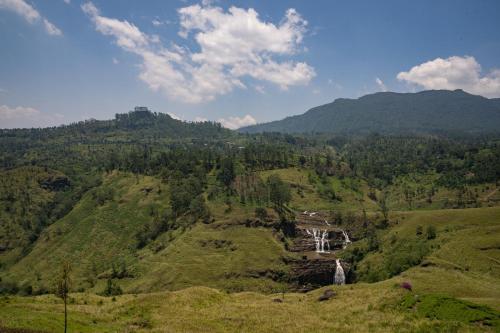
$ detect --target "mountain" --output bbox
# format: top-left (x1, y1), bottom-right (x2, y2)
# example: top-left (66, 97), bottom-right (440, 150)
top-left (240, 90), bottom-right (500, 134)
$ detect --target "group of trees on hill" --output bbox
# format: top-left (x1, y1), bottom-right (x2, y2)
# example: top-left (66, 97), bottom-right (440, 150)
top-left (1, 111), bottom-right (500, 281)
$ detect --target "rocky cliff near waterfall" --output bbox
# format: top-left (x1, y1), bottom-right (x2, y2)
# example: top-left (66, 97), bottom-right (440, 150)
top-left (285, 211), bottom-right (355, 290)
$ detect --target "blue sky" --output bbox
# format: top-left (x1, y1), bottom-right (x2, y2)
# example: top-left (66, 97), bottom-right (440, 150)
top-left (1, 0), bottom-right (500, 128)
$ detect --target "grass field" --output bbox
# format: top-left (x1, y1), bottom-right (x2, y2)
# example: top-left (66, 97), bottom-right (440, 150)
top-left (1, 280), bottom-right (498, 332)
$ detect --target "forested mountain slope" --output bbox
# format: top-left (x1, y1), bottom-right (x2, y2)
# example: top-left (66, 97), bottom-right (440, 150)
top-left (240, 90), bottom-right (500, 134)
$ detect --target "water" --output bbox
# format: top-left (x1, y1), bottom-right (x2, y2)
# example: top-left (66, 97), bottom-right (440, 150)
top-left (306, 228), bottom-right (330, 253)
top-left (341, 230), bottom-right (351, 249)
top-left (334, 259), bottom-right (345, 285)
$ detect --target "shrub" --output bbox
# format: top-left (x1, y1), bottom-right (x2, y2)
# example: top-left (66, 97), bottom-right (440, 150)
top-left (92, 187), bottom-right (114, 206)
top-left (426, 225), bottom-right (437, 240)
top-left (416, 225), bottom-right (423, 236)
top-left (101, 279), bottom-right (122, 296)
top-left (254, 207), bottom-right (267, 220)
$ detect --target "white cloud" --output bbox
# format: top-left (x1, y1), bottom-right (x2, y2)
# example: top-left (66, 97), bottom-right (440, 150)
top-left (43, 18), bottom-right (62, 36)
top-left (397, 56), bottom-right (500, 98)
top-left (0, 0), bottom-right (62, 36)
top-left (194, 116), bottom-right (208, 122)
top-left (375, 77), bottom-right (387, 92)
top-left (167, 112), bottom-right (182, 120)
top-left (201, 0), bottom-right (217, 7)
top-left (152, 19), bottom-right (162, 26)
top-left (82, 2), bottom-right (314, 104)
top-left (152, 18), bottom-right (173, 27)
top-left (218, 114), bottom-right (256, 129)
top-left (254, 85), bottom-right (265, 94)
top-left (327, 79), bottom-right (342, 90)
top-left (0, 105), bottom-right (39, 119)
top-left (112, 57), bottom-right (119, 64)
top-left (0, 105), bottom-right (64, 128)
top-left (63, 0), bottom-right (70, 4)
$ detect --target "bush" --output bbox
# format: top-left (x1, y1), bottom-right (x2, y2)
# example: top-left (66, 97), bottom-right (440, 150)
top-left (254, 207), bottom-right (267, 220)
top-left (426, 225), bottom-right (437, 240)
top-left (0, 280), bottom-right (19, 294)
top-left (416, 225), bottom-right (423, 236)
top-left (101, 279), bottom-right (122, 296)
top-left (92, 187), bottom-right (114, 206)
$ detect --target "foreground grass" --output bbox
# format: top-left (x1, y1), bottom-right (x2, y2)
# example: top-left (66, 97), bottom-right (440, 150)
top-left (3, 280), bottom-right (498, 333)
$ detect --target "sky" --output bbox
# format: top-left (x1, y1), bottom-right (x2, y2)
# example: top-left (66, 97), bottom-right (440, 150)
top-left (1, 0), bottom-right (500, 129)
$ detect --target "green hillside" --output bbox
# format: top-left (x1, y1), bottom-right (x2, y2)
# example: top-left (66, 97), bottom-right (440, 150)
top-left (1, 206), bottom-right (499, 332)
top-left (2, 172), bottom-right (290, 295)
top-left (240, 90), bottom-right (500, 134)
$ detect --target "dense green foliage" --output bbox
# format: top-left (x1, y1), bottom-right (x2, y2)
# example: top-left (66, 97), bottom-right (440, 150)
top-left (241, 89), bottom-right (500, 134)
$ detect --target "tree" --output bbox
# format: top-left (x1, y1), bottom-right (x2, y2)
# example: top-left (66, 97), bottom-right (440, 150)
top-left (217, 158), bottom-right (235, 190)
top-left (377, 191), bottom-right (390, 227)
top-left (56, 261), bottom-right (72, 333)
top-left (267, 174), bottom-right (291, 209)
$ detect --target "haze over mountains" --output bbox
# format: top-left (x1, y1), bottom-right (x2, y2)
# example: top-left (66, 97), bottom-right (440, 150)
top-left (240, 90), bottom-right (500, 134)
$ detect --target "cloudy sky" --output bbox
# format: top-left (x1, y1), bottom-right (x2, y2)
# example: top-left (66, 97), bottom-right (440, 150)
top-left (1, 0), bottom-right (500, 128)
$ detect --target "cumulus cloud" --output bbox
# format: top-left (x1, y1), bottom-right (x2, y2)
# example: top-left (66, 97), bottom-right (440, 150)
top-left (397, 56), bottom-right (500, 98)
top-left (0, 105), bottom-right (63, 128)
top-left (0, 0), bottom-right (62, 35)
top-left (82, 2), bottom-right (314, 104)
top-left (218, 114), bottom-right (256, 129)
top-left (375, 77), bottom-right (387, 92)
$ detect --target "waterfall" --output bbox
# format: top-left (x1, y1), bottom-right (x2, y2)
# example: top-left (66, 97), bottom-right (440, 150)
top-left (321, 230), bottom-right (330, 252)
top-left (341, 230), bottom-right (351, 249)
top-left (306, 228), bottom-right (330, 253)
top-left (334, 259), bottom-right (345, 285)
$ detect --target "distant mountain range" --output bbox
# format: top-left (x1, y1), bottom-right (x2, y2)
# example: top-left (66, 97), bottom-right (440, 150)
top-left (239, 90), bottom-right (500, 134)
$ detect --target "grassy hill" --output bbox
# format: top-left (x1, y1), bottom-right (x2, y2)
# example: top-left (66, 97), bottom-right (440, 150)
top-left (240, 89), bottom-right (500, 134)
top-left (1, 206), bottom-right (499, 332)
top-left (1, 171), bottom-right (290, 295)
top-left (345, 207), bottom-right (500, 310)
top-left (0, 167), bottom-right (76, 267)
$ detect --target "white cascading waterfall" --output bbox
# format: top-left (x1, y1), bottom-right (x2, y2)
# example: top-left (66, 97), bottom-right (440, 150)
top-left (321, 230), bottom-right (330, 252)
top-left (334, 259), bottom-right (345, 285)
top-left (306, 228), bottom-right (330, 253)
top-left (341, 230), bottom-right (351, 249)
